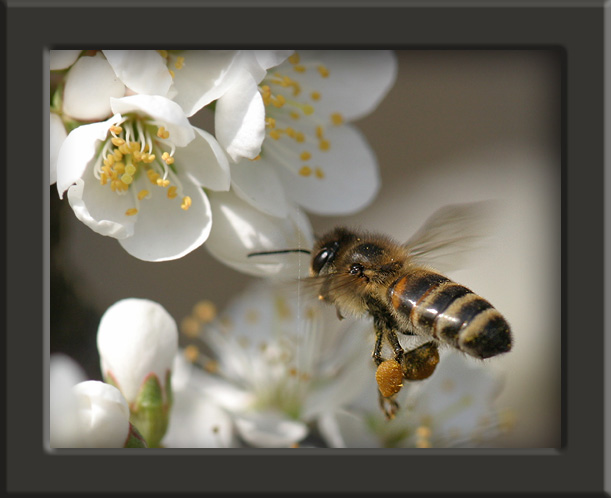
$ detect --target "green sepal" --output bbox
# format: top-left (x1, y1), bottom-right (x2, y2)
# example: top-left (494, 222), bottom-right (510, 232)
top-left (124, 423), bottom-right (148, 448)
top-left (129, 373), bottom-right (171, 448)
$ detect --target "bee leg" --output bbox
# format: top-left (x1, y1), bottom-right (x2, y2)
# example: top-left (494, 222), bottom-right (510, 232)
top-left (378, 391), bottom-right (399, 420)
top-left (372, 323), bottom-right (385, 366)
top-left (385, 328), bottom-right (405, 364)
top-left (402, 342), bottom-right (440, 381)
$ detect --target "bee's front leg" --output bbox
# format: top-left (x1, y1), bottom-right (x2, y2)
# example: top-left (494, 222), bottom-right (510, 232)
top-left (372, 323), bottom-right (385, 366)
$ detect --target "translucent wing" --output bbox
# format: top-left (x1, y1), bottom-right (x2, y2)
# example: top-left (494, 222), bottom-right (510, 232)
top-left (403, 200), bottom-right (500, 273)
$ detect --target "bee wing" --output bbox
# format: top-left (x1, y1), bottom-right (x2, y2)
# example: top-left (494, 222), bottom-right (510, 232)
top-left (403, 200), bottom-right (500, 273)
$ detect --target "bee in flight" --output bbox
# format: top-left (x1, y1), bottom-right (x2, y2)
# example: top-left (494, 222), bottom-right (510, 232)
top-left (249, 202), bottom-right (512, 419)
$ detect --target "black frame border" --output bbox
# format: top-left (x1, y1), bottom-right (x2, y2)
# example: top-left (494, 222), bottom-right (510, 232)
top-left (4, 0), bottom-right (609, 495)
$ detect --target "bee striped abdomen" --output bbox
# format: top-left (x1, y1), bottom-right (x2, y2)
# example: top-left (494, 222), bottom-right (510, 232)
top-left (388, 270), bottom-right (512, 359)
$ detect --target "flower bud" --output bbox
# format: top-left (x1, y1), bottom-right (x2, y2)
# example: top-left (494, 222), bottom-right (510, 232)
top-left (97, 298), bottom-right (178, 447)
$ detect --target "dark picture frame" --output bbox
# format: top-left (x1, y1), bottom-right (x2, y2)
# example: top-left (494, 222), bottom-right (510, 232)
top-left (5, 0), bottom-right (609, 495)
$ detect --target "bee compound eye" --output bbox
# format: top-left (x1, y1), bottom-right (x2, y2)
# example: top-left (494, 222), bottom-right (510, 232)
top-left (312, 249), bottom-right (332, 274)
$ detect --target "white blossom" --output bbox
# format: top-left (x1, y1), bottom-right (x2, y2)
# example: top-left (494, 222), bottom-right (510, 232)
top-left (56, 95), bottom-right (229, 261)
top-left (97, 298), bottom-right (178, 404)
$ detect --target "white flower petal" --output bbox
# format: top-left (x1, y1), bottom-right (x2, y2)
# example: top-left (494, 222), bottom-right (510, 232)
top-left (97, 298), bottom-right (178, 404)
top-left (164, 385), bottom-right (235, 448)
top-left (197, 373), bottom-right (255, 412)
top-left (49, 113), bottom-right (67, 185)
top-left (171, 50), bottom-right (242, 116)
top-left (117, 173), bottom-right (212, 261)
top-left (273, 124), bottom-right (380, 215)
top-left (49, 355), bottom-right (87, 449)
top-left (173, 127), bottom-right (230, 191)
top-left (67, 178), bottom-right (135, 239)
top-left (234, 411), bottom-right (307, 448)
top-left (205, 191), bottom-right (313, 278)
top-left (50, 50), bottom-right (81, 71)
top-left (215, 72), bottom-right (265, 162)
top-left (103, 50), bottom-right (173, 96)
top-left (71, 381), bottom-right (130, 448)
top-left (56, 114), bottom-right (122, 197)
top-left (318, 410), bottom-right (380, 448)
top-left (110, 95), bottom-right (195, 147)
top-left (230, 159), bottom-right (288, 218)
top-left (253, 50), bottom-right (294, 73)
top-left (63, 52), bottom-right (126, 121)
top-left (285, 50), bottom-right (398, 122)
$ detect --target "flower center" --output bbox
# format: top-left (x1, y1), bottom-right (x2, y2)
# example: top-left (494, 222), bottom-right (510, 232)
top-left (257, 52), bottom-right (345, 180)
top-left (93, 116), bottom-right (192, 217)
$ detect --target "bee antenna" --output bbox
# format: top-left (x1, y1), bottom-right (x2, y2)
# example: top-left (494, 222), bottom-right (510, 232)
top-left (247, 249), bottom-right (312, 258)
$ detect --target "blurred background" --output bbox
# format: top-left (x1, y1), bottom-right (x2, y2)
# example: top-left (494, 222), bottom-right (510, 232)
top-left (50, 50), bottom-right (561, 448)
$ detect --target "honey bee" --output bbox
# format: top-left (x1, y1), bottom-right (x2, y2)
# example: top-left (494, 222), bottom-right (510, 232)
top-left (249, 202), bottom-right (512, 419)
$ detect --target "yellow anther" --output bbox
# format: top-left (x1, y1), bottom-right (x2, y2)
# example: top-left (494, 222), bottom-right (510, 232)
top-left (157, 127), bottom-right (170, 139)
top-left (251, 155), bottom-right (261, 161)
top-left (113, 162), bottom-right (125, 174)
top-left (193, 300), bottom-right (217, 322)
top-left (269, 130), bottom-right (282, 140)
top-left (319, 139), bottom-right (330, 151)
top-left (157, 178), bottom-right (170, 187)
top-left (100, 173), bottom-right (108, 185)
top-left (132, 150), bottom-right (142, 162)
top-left (295, 132), bottom-right (305, 143)
top-left (157, 50), bottom-right (169, 59)
top-left (293, 65), bottom-right (306, 73)
top-left (125, 208), bottom-right (138, 216)
top-left (311, 91), bottom-right (321, 101)
top-left (273, 94), bottom-right (286, 107)
top-left (300, 151), bottom-right (311, 161)
top-left (167, 186), bottom-right (178, 199)
top-left (175, 56), bottom-right (185, 69)
top-left (180, 316), bottom-right (200, 338)
top-left (316, 126), bottom-right (324, 139)
top-left (144, 153), bottom-right (155, 163)
top-left (111, 137), bottom-right (125, 147)
top-left (181, 196), bottom-right (192, 211)
top-left (288, 53), bottom-right (300, 64)
top-left (126, 164), bottom-right (136, 175)
top-left (137, 189), bottom-right (150, 200)
top-left (113, 150), bottom-right (123, 161)
top-left (147, 172), bottom-right (159, 185)
top-left (317, 65), bottom-right (330, 78)
top-left (290, 111), bottom-right (300, 120)
top-left (109, 125), bottom-right (123, 134)
top-left (315, 167), bottom-right (325, 179)
top-left (285, 127), bottom-right (296, 138)
top-left (129, 141), bottom-right (140, 151)
top-left (299, 166), bottom-right (312, 176)
top-left (162, 152), bottom-right (174, 164)
top-left (169, 69), bottom-right (175, 79)
top-left (260, 85), bottom-right (272, 105)
top-left (184, 344), bottom-right (200, 363)
top-left (302, 104), bottom-right (314, 115)
top-left (118, 143), bottom-right (131, 155)
top-left (120, 173), bottom-right (133, 185)
top-left (265, 117), bottom-right (276, 128)
top-left (331, 112), bottom-right (344, 125)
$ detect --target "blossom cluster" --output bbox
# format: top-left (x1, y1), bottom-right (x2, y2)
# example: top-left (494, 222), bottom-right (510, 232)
top-left (50, 50), bottom-right (397, 274)
top-left (50, 284), bottom-right (512, 449)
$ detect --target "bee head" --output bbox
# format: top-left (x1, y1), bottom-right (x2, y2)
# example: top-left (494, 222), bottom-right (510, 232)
top-left (310, 228), bottom-right (358, 276)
